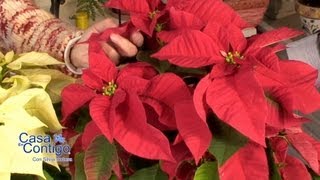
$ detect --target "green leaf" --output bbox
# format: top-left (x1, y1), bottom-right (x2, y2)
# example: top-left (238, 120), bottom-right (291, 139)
top-left (75, 152), bottom-right (86, 180)
top-left (137, 51), bottom-right (171, 73)
top-left (75, 108), bottom-right (91, 133)
top-left (11, 174), bottom-right (36, 180)
top-left (7, 52), bottom-right (63, 70)
top-left (158, 61), bottom-right (171, 73)
top-left (110, 175), bottom-right (118, 180)
top-left (194, 161), bottom-right (219, 180)
top-left (266, 141), bottom-right (282, 180)
top-left (75, 0), bottom-right (105, 20)
top-left (84, 135), bottom-right (118, 180)
top-left (43, 170), bottom-right (54, 180)
top-left (269, 160), bottom-right (282, 180)
top-left (309, 170), bottom-right (320, 180)
top-left (137, 51), bottom-right (206, 76)
top-left (170, 66), bottom-right (206, 76)
top-left (128, 165), bottom-right (168, 180)
top-left (38, 170), bottom-right (54, 180)
top-left (0, 66), bottom-right (3, 81)
top-left (313, 175), bottom-right (320, 180)
top-left (208, 117), bottom-right (248, 166)
top-left (42, 163), bottom-right (72, 180)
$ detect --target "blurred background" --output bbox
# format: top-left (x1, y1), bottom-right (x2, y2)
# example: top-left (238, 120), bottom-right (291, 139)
top-left (34, 0), bottom-right (301, 30)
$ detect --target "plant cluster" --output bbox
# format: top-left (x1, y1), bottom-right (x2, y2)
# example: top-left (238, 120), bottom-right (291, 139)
top-left (0, 51), bottom-right (74, 179)
top-left (2, 0), bottom-right (320, 179)
top-left (59, 0), bottom-right (320, 179)
top-left (74, 0), bottom-right (108, 21)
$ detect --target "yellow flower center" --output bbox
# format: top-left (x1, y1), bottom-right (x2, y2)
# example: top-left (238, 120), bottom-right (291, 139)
top-left (148, 10), bottom-right (158, 19)
top-left (224, 51), bottom-right (244, 65)
top-left (102, 80), bottom-right (117, 96)
top-left (155, 23), bottom-right (164, 32)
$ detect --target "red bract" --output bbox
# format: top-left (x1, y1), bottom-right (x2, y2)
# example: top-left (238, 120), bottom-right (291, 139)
top-left (269, 130), bottom-right (320, 179)
top-left (63, 39), bottom-right (212, 165)
top-left (157, 7), bottom-right (205, 43)
top-left (58, 0), bottom-right (320, 178)
top-left (153, 22), bottom-right (302, 68)
top-left (255, 60), bottom-right (320, 129)
top-left (140, 73), bottom-right (212, 163)
top-left (82, 121), bottom-right (102, 150)
top-left (205, 63), bottom-right (268, 146)
top-left (161, 142), bottom-right (193, 180)
top-left (167, 0), bottom-right (248, 28)
top-left (281, 155), bottom-right (312, 180)
top-left (154, 28), bottom-right (225, 68)
top-left (106, 0), bottom-right (163, 36)
top-left (62, 41), bottom-right (175, 162)
top-left (174, 100), bottom-right (211, 163)
top-left (141, 73), bottom-right (192, 129)
top-left (269, 136), bottom-right (288, 163)
top-left (286, 132), bottom-right (320, 175)
top-left (154, 23), bottom-right (304, 146)
top-left (219, 142), bottom-right (269, 180)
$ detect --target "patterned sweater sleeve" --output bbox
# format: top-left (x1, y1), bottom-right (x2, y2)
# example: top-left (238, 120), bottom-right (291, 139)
top-left (0, 0), bottom-right (82, 74)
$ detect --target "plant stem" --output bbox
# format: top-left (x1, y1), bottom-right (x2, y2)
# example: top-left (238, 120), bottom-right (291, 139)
top-left (118, 9), bottom-right (122, 25)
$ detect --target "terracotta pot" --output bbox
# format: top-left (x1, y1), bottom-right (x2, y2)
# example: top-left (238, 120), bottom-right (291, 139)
top-left (224, 0), bottom-right (270, 26)
top-left (296, 0), bottom-right (320, 34)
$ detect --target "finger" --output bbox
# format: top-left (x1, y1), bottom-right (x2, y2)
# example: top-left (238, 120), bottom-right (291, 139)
top-left (90, 18), bottom-right (118, 33)
top-left (110, 33), bottom-right (138, 57)
top-left (130, 31), bottom-right (144, 47)
top-left (80, 18), bottom-right (118, 41)
top-left (100, 42), bottom-right (120, 65)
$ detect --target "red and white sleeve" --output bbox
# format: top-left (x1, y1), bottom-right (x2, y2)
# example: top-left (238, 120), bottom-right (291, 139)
top-left (0, 0), bottom-right (83, 75)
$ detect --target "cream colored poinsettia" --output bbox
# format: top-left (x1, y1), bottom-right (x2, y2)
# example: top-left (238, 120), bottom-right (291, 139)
top-left (4, 51), bottom-right (76, 103)
top-left (0, 51), bottom-right (76, 179)
top-left (0, 89), bottom-right (62, 179)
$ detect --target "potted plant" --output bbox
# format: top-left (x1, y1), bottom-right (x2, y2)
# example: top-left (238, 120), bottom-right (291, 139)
top-left (296, 0), bottom-right (320, 34)
top-left (75, 0), bottom-right (107, 21)
top-left (59, 0), bottom-right (320, 179)
top-left (3, 0), bottom-right (320, 179)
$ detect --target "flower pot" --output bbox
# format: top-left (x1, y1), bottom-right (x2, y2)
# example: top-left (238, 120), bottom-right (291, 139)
top-left (75, 11), bottom-right (89, 30)
top-left (295, 0), bottom-right (320, 34)
top-left (224, 0), bottom-right (270, 26)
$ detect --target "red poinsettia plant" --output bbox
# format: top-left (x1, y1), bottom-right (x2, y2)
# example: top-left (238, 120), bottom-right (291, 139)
top-left (61, 0), bottom-right (320, 179)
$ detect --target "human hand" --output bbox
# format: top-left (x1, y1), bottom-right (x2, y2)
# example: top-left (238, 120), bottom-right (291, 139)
top-left (70, 18), bottom-right (144, 69)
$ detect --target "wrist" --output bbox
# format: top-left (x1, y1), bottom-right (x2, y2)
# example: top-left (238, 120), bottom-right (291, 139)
top-left (64, 36), bottom-right (83, 74)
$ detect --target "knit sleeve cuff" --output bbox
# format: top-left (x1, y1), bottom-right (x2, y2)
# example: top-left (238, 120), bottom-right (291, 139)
top-left (64, 35), bottom-right (83, 75)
